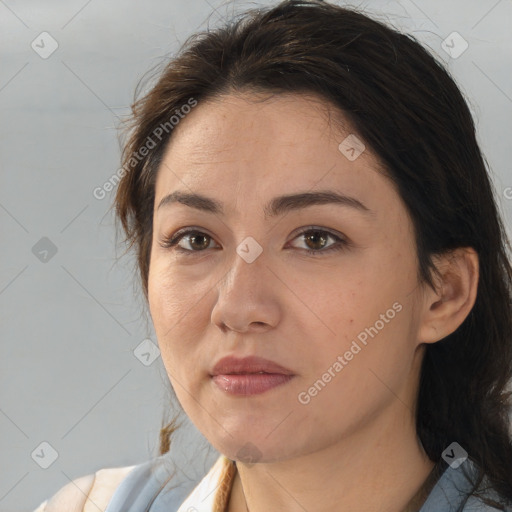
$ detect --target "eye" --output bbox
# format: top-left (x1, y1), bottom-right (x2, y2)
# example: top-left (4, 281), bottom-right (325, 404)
top-left (158, 226), bottom-right (349, 256)
top-left (159, 228), bottom-right (218, 254)
top-left (287, 227), bottom-right (348, 256)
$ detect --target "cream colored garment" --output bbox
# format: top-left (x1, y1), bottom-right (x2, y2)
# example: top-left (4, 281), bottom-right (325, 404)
top-left (33, 466), bottom-right (136, 512)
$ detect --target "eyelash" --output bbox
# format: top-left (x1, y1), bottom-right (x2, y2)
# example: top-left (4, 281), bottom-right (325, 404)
top-left (158, 226), bottom-right (349, 257)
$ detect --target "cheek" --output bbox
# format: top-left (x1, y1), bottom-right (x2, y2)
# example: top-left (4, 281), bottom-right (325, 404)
top-left (148, 266), bottom-right (200, 373)
top-left (298, 265), bottom-right (414, 389)
top-left (296, 273), bottom-right (388, 349)
top-left (297, 314), bottom-right (414, 434)
top-left (148, 261), bottom-right (208, 326)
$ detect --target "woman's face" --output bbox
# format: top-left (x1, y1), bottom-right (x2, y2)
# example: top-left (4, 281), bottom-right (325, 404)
top-left (148, 92), bottom-right (428, 463)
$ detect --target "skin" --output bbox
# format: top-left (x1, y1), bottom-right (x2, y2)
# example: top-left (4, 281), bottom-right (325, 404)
top-left (147, 92), bottom-right (479, 512)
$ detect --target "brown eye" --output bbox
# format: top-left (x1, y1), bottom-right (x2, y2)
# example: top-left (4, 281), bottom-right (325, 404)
top-left (185, 233), bottom-right (212, 251)
top-left (159, 226), bottom-right (348, 257)
top-left (289, 228), bottom-right (348, 256)
top-left (303, 231), bottom-right (330, 251)
top-left (159, 229), bottom-right (219, 254)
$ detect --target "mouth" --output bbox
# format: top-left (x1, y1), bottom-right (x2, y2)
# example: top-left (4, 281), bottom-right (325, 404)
top-left (209, 355), bottom-right (295, 395)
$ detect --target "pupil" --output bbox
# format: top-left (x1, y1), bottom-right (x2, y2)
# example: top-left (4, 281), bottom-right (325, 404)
top-left (191, 234), bottom-right (209, 250)
top-left (307, 231), bottom-right (326, 250)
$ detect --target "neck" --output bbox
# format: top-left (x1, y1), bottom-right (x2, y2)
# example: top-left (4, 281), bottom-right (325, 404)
top-left (227, 399), bottom-right (434, 512)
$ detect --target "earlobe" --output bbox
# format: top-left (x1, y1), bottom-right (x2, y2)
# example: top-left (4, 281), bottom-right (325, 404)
top-left (417, 248), bottom-right (479, 345)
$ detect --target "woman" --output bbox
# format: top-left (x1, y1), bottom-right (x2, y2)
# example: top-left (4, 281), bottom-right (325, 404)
top-left (33, 0), bottom-right (512, 511)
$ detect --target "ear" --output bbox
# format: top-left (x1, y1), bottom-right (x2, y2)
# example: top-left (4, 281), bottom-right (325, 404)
top-left (416, 247), bottom-right (479, 344)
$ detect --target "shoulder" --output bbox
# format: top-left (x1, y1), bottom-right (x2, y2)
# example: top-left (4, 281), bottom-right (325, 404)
top-left (460, 464), bottom-right (512, 511)
top-left (462, 494), bottom-right (512, 511)
top-left (420, 459), bottom-right (512, 512)
top-left (32, 465), bottom-right (136, 512)
top-left (34, 454), bottom-right (231, 512)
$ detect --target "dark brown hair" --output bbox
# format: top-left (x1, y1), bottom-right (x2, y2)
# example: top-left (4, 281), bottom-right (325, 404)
top-left (112, 0), bottom-right (512, 508)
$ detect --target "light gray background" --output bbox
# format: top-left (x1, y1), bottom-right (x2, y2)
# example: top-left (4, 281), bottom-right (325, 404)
top-left (1, 1), bottom-right (511, 511)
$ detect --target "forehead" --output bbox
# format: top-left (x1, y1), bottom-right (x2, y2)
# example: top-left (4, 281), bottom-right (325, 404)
top-left (163, 92), bottom-right (355, 164)
top-left (153, 91), bottom-right (398, 221)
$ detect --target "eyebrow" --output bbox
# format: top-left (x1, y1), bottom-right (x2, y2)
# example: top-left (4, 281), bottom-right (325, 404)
top-left (156, 190), bottom-right (372, 218)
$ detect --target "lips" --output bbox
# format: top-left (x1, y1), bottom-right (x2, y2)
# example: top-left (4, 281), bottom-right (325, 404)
top-left (210, 355), bottom-right (294, 376)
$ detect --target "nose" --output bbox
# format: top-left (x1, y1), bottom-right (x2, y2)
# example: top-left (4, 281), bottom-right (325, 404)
top-left (210, 247), bottom-right (282, 333)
